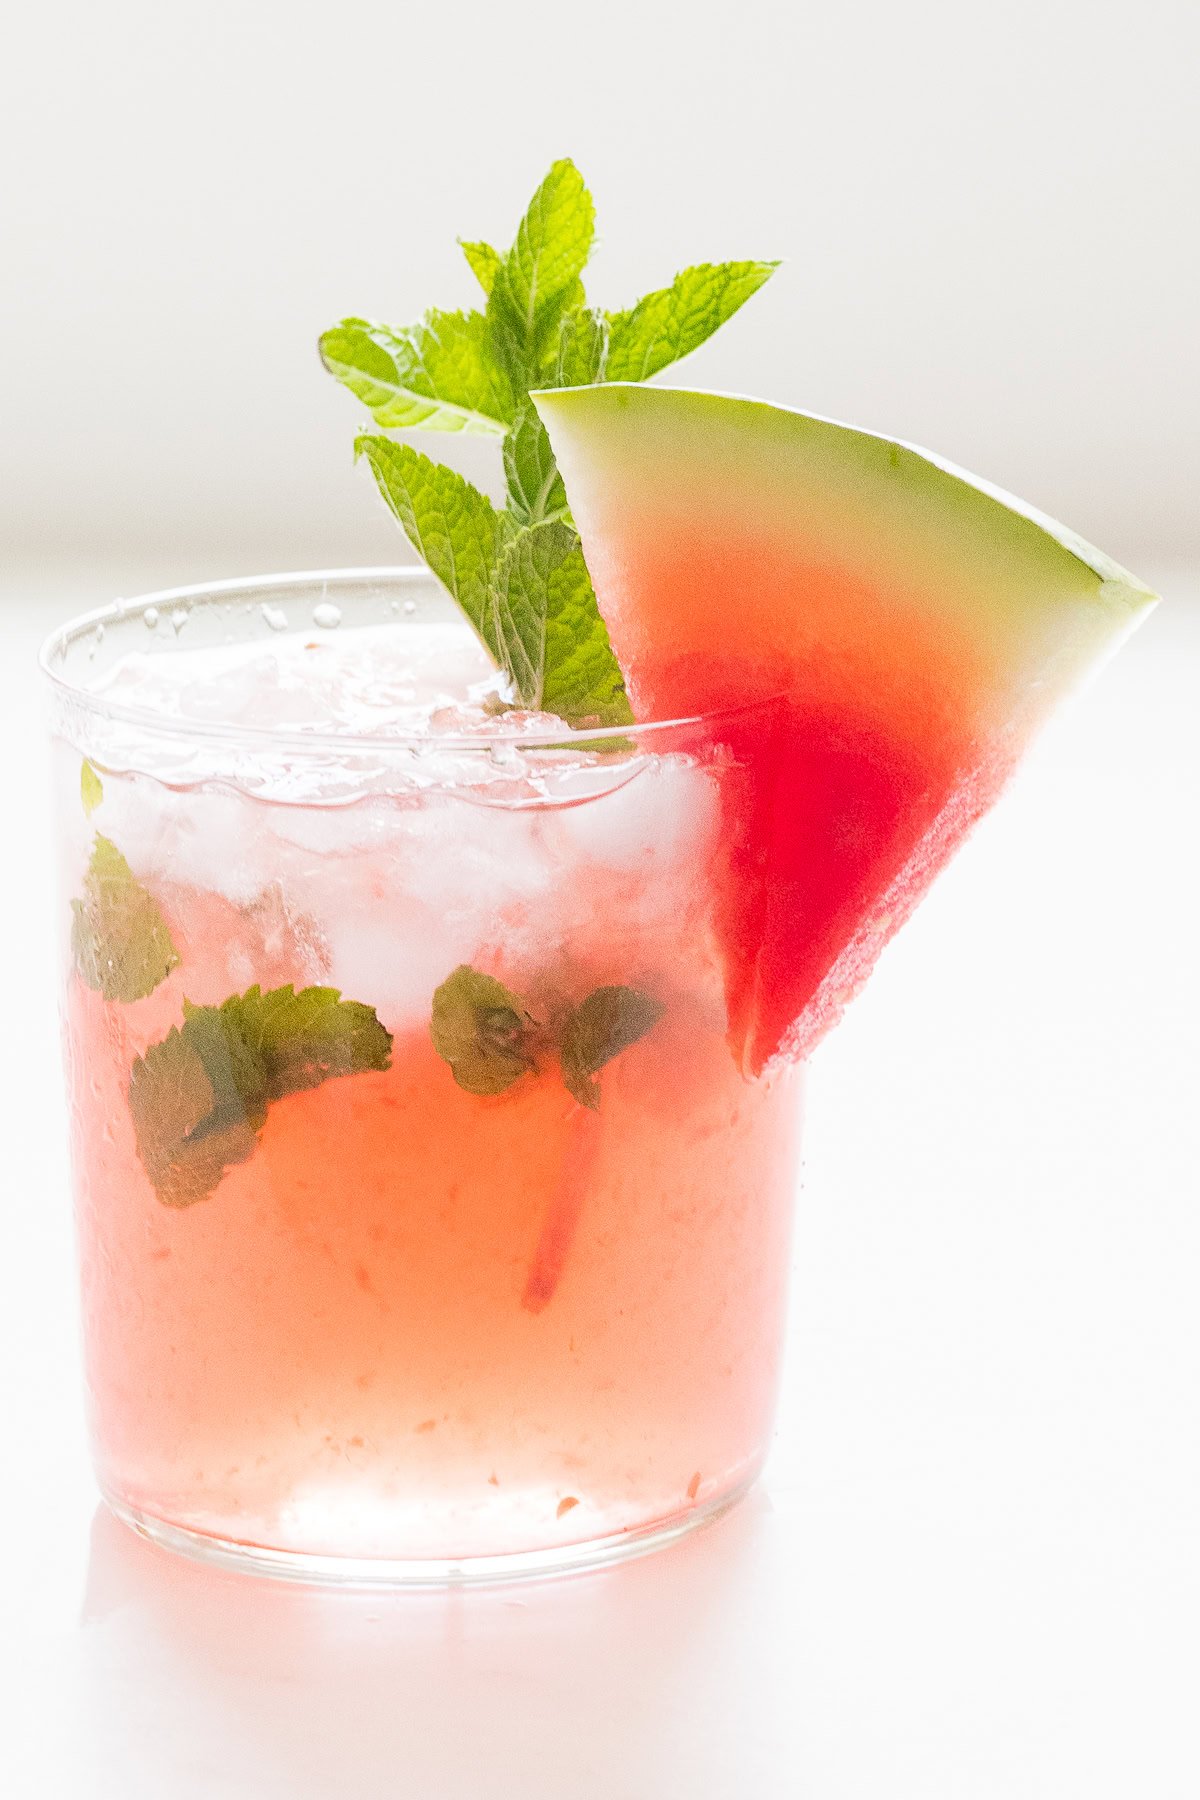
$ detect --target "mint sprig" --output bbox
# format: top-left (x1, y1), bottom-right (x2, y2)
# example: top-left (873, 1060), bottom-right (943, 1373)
top-left (130, 984), bottom-right (392, 1207)
top-left (71, 835), bottom-right (180, 1004)
top-left (429, 965), bottom-right (662, 1106)
top-left (322, 158), bottom-right (775, 727)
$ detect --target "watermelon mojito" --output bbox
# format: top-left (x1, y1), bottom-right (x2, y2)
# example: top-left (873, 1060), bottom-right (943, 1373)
top-left (47, 573), bottom-right (802, 1577)
top-left (45, 160), bottom-right (1156, 1581)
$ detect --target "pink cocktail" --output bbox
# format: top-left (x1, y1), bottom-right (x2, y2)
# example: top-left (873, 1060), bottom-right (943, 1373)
top-left (46, 570), bottom-right (803, 1581)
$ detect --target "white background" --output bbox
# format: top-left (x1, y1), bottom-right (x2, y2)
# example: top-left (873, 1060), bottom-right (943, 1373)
top-left (1, 0), bottom-right (1198, 571)
top-left (2, 1), bottom-right (1198, 1795)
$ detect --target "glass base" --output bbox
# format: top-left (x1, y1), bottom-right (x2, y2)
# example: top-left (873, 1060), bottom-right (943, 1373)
top-left (100, 1475), bottom-right (758, 1589)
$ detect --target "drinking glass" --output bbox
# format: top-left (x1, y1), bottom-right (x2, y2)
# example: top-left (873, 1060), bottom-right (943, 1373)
top-left (43, 569), bottom-right (803, 1584)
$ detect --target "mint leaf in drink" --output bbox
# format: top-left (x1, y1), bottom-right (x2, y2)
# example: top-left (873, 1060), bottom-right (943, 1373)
top-left (430, 965), bottom-right (542, 1096)
top-left (428, 965), bottom-right (664, 1115)
top-left (460, 239), bottom-right (502, 296)
top-left (560, 986), bottom-right (665, 1110)
top-left (128, 1024), bottom-right (259, 1209)
top-left (355, 435), bottom-right (506, 659)
top-left (80, 759), bottom-right (103, 815)
top-left (503, 399), bottom-right (569, 527)
top-left (605, 261), bottom-right (779, 382)
top-left (71, 835), bottom-right (179, 1003)
top-left (211, 983), bottom-right (394, 1097)
top-left (486, 159), bottom-right (595, 380)
top-left (320, 311), bottom-right (514, 435)
top-left (130, 984), bottom-right (392, 1207)
top-left (491, 521), bottom-right (632, 727)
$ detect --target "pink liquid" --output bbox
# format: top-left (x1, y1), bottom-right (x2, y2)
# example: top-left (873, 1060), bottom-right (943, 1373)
top-left (55, 603), bottom-right (805, 1568)
top-left (68, 957), bottom-right (800, 1562)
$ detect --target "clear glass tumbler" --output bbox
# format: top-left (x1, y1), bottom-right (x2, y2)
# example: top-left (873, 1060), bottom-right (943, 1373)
top-left (43, 569), bottom-right (803, 1584)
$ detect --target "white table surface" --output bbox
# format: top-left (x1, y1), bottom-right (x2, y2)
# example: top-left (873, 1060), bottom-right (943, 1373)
top-left (2, 558), bottom-right (1197, 1799)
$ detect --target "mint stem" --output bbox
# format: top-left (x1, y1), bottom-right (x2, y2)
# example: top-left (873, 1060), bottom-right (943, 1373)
top-left (522, 1105), bottom-right (603, 1314)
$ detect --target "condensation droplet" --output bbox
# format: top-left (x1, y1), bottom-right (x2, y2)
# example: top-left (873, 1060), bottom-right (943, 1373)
top-left (402, 598), bottom-right (418, 616)
top-left (312, 602), bottom-right (342, 630)
top-left (143, 607), bottom-right (160, 629)
top-left (95, 621), bottom-right (106, 642)
top-left (261, 604), bottom-right (288, 632)
top-left (170, 607), bottom-right (189, 634)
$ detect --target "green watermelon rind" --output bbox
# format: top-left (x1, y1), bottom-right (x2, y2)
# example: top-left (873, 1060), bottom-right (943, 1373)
top-left (534, 383), bottom-right (1158, 630)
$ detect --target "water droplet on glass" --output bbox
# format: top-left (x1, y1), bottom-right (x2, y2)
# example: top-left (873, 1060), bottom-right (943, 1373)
top-left (402, 598), bottom-right (418, 616)
top-left (95, 622), bottom-right (106, 642)
top-left (170, 607), bottom-right (189, 634)
top-left (313, 602), bottom-right (342, 630)
top-left (143, 607), bottom-right (160, 629)
top-left (261, 604), bottom-right (288, 632)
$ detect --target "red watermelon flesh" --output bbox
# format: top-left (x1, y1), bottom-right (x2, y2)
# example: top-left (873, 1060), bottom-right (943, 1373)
top-left (534, 385), bottom-right (1157, 1071)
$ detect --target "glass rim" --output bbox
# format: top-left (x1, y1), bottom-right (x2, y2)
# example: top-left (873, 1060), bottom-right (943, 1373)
top-left (40, 565), bottom-right (774, 756)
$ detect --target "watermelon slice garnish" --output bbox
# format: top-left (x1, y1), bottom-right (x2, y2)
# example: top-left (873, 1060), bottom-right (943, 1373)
top-left (534, 384), bottom-right (1158, 1071)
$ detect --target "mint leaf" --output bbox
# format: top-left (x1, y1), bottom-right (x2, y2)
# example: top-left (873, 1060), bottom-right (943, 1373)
top-left (200, 983), bottom-right (393, 1099)
top-left (429, 965), bottom-right (664, 1118)
top-left (503, 399), bottom-right (569, 527)
top-left (487, 160), bottom-right (595, 378)
top-left (320, 311), bottom-right (514, 434)
top-left (130, 984), bottom-right (392, 1207)
top-left (605, 260), bottom-right (778, 382)
top-left (430, 965), bottom-right (540, 1096)
top-left (551, 306), bottom-right (609, 388)
top-left (491, 521), bottom-right (632, 727)
top-left (128, 1025), bottom-right (259, 1209)
top-left (355, 435), bottom-right (506, 659)
top-left (460, 239), bottom-right (502, 296)
top-left (71, 835), bottom-right (179, 1004)
top-left (560, 986), bottom-right (665, 1110)
top-left (80, 759), bottom-right (103, 816)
